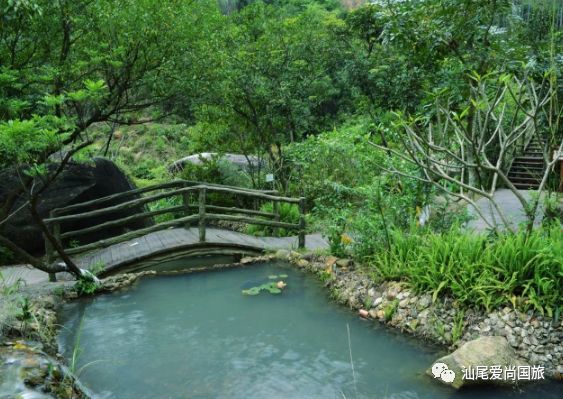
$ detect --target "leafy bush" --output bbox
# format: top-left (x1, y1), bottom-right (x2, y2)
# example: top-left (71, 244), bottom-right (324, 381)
top-left (284, 118), bottom-right (469, 257)
top-left (74, 278), bottom-right (99, 296)
top-left (368, 224), bottom-right (563, 317)
top-left (285, 117), bottom-right (386, 207)
top-left (246, 202), bottom-right (300, 237)
top-left (180, 155), bottom-right (223, 184)
top-left (180, 156), bottom-right (253, 188)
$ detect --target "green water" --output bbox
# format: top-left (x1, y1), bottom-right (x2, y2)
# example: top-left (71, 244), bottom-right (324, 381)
top-left (57, 263), bottom-right (560, 399)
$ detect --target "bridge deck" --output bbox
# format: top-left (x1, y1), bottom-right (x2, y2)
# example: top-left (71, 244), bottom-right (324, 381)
top-left (75, 227), bottom-right (328, 274)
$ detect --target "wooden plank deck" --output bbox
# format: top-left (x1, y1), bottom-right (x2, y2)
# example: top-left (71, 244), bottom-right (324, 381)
top-left (74, 227), bottom-right (328, 273)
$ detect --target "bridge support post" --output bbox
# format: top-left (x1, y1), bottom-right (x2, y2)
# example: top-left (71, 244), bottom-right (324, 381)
top-left (182, 192), bottom-right (191, 226)
top-left (44, 233), bottom-right (57, 282)
top-left (199, 188), bottom-right (206, 242)
top-left (44, 212), bottom-right (60, 282)
top-left (298, 197), bottom-right (306, 249)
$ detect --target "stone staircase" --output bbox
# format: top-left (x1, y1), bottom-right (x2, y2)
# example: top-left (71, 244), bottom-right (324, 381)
top-left (507, 139), bottom-right (545, 189)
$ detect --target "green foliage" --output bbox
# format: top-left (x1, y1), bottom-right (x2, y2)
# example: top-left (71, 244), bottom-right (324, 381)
top-left (0, 272), bottom-right (23, 296)
top-left (369, 224), bottom-right (563, 316)
top-left (74, 276), bottom-right (100, 296)
top-left (246, 202), bottom-right (300, 237)
top-left (285, 118), bottom-right (385, 204)
top-left (383, 300), bottom-right (398, 322)
top-left (451, 309), bottom-right (466, 345)
top-left (16, 296), bottom-right (32, 322)
top-left (179, 156), bottom-right (253, 188)
top-left (542, 193), bottom-right (562, 225)
top-left (149, 196), bottom-right (183, 224)
top-left (286, 117), bottom-right (469, 258)
top-left (324, 214), bottom-right (349, 258)
top-left (194, 0), bottom-right (353, 172)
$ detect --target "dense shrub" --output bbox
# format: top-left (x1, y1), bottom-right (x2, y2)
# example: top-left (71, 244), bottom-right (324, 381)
top-left (368, 224), bottom-right (563, 316)
top-left (179, 156), bottom-right (253, 189)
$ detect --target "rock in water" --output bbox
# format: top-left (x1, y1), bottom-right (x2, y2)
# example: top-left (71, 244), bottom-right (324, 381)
top-left (427, 336), bottom-right (529, 389)
top-left (0, 341), bottom-right (89, 398)
top-left (0, 158), bottom-right (153, 254)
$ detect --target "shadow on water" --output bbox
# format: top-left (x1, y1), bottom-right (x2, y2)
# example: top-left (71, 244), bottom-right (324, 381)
top-left (57, 261), bottom-right (561, 399)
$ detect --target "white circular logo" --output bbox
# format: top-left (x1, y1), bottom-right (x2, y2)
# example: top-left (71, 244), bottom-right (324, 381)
top-left (431, 362), bottom-right (456, 383)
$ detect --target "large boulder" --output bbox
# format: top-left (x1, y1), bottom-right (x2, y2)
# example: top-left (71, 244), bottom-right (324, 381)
top-left (0, 158), bottom-right (153, 255)
top-left (427, 336), bottom-right (530, 389)
top-left (169, 152), bottom-right (265, 173)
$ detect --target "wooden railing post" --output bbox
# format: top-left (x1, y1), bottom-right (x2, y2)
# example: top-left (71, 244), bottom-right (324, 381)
top-left (199, 187), bottom-right (206, 242)
top-left (298, 197), bottom-right (306, 249)
top-left (273, 200), bottom-right (280, 236)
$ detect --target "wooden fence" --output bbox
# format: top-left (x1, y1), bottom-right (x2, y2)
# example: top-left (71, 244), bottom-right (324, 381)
top-left (43, 180), bottom-right (306, 263)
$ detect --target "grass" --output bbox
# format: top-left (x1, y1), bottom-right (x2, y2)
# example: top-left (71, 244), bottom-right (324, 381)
top-left (368, 224), bottom-right (563, 317)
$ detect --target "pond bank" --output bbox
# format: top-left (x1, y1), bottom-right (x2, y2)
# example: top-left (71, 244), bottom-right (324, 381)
top-left (0, 270), bottom-right (155, 398)
top-left (1, 253), bottom-right (561, 396)
top-left (236, 250), bottom-right (563, 383)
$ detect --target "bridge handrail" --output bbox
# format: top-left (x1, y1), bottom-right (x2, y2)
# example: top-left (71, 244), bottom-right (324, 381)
top-left (45, 185), bottom-right (298, 224)
top-left (43, 182), bottom-right (306, 261)
top-left (52, 179), bottom-right (277, 216)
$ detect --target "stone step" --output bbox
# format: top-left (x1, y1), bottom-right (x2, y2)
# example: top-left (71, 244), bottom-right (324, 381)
top-left (514, 156), bottom-right (544, 161)
top-left (508, 176), bottom-right (541, 185)
top-left (512, 182), bottom-right (540, 189)
top-left (509, 166), bottom-right (544, 173)
top-left (508, 171), bottom-right (543, 179)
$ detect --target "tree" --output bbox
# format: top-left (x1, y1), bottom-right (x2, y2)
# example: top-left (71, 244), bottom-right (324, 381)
top-left (0, 0), bottom-right (212, 278)
top-left (371, 72), bottom-right (562, 234)
top-left (196, 2), bottom-right (352, 189)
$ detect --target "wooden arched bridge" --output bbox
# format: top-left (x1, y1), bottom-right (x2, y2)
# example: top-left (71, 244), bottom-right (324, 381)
top-left (43, 181), bottom-right (327, 277)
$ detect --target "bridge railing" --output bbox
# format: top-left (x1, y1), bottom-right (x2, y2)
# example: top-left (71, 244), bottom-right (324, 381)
top-left (43, 180), bottom-right (306, 261)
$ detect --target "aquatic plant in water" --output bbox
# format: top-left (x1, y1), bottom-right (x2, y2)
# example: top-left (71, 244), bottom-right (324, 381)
top-left (242, 281), bottom-right (286, 296)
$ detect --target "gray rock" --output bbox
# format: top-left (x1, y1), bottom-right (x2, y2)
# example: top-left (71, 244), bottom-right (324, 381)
top-left (418, 295), bottom-right (432, 309)
top-left (427, 336), bottom-right (529, 389)
top-left (0, 342), bottom-right (88, 398)
top-left (169, 152), bottom-right (265, 173)
top-left (0, 158), bottom-right (152, 255)
top-left (507, 334), bottom-right (519, 348)
top-left (274, 249), bottom-right (290, 260)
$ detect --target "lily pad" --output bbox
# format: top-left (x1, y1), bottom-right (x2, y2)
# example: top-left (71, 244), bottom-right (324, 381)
top-left (279, 274), bottom-right (288, 278)
top-left (268, 275), bottom-right (278, 280)
top-left (242, 287), bottom-right (261, 296)
top-left (265, 283), bottom-right (282, 294)
top-left (242, 279), bottom-right (287, 296)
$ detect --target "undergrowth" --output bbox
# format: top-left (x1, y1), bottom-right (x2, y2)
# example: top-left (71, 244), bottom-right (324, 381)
top-left (368, 224), bottom-right (563, 318)
top-left (246, 202), bottom-right (300, 237)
